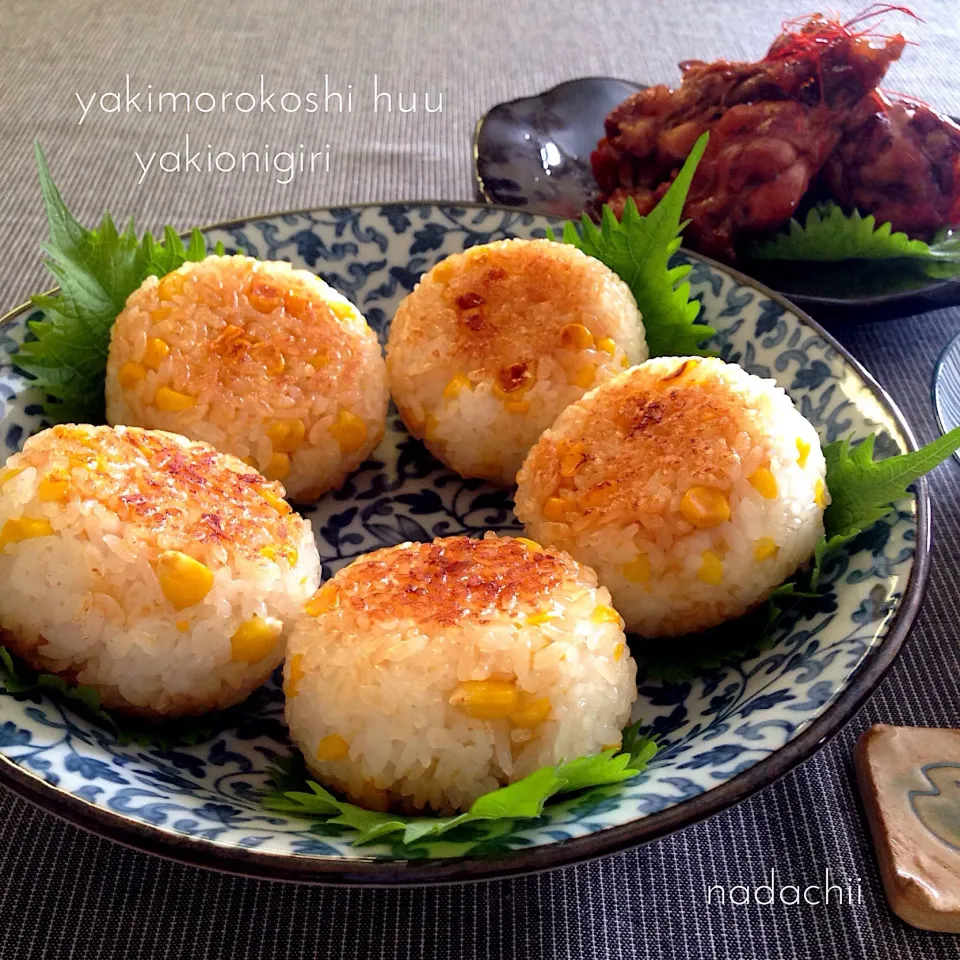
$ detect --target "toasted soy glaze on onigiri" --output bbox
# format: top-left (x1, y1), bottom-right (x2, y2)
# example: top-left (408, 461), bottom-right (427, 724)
top-left (105, 254), bottom-right (388, 504)
top-left (386, 239), bottom-right (647, 485)
top-left (515, 357), bottom-right (829, 638)
top-left (284, 534), bottom-right (637, 814)
top-left (0, 424), bottom-right (321, 718)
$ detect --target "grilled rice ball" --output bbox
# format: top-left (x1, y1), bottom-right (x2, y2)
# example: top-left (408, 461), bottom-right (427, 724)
top-left (515, 357), bottom-right (829, 638)
top-left (284, 534), bottom-right (637, 814)
top-left (106, 254), bottom-right (388, 503)
top-left (386, 239), bottom-right (647, 485)
top-left (0, 424), bottom-right (321, 717)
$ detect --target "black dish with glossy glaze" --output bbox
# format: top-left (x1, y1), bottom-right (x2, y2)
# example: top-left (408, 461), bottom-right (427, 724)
top-left (474, 76), bottom-right (960, 313)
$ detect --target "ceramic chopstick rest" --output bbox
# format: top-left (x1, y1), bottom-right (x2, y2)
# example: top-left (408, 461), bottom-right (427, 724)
top-left (855, 724), bottom-right (960, 932)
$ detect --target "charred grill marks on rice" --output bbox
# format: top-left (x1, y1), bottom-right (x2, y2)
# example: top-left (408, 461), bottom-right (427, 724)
top-left (331, 536), bottom-right (577, 626)
top-left (0, 424), bottom-right (321, 718)
top-left (14, 424), bottom-right (296, 564)
top-left (515, 358), bottom-right (828, 637)
top-left (286, 534), bottom-right (636, 814)
top-left (386, 238), bottom-right (646, 485)
top-left (105, 255), bottom-right (388, 502)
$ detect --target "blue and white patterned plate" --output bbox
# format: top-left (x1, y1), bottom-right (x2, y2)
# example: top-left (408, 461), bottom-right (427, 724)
top-left (0, 203), bottom-right (929, 884)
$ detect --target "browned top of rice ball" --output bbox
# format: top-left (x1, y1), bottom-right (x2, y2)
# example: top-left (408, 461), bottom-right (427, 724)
top-left (125, 256), bottom-right (371, 396)
top-left (522, 358), bottom-right (776, 521)
top-left (11, 424), bottom-right (300, 564)
top-left (390, 239), bottom-right (636, 381)
top-left (324, 536), bottom-right (584, 626)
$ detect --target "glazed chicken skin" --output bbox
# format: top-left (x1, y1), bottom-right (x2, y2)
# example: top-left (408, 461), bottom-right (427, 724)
top-left (592, 12), bottom-right (908, 260)
top-left (823, 92), bottom-right (960, 240)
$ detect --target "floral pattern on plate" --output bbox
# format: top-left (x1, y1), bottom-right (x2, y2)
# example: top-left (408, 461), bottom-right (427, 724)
top-left (0, 203), bottom-right (924, 881)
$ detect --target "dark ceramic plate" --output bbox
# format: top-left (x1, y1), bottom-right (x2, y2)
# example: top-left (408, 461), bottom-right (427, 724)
top-left (474, 76), bottom-right (960, 312)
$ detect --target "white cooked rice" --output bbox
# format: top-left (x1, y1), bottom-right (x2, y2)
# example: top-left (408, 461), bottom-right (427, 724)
top-left (0, 425), bottom-right (321, 717)
top-left (515, 357), bottom-right (829, 637)
top-left (284, 534), bottom-right (637, 814)
top-left (105, 254), bottom-right (389, 503)
top-left (386, 239), bottom-right (648, 485)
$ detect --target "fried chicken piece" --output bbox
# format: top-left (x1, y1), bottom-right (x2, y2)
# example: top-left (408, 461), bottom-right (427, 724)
top-left (678, 99), bottom-right (855, 259)
top-left (592, 12), bottom-right (907, 260)
top-left (822, 92), bottom-right (960, 240)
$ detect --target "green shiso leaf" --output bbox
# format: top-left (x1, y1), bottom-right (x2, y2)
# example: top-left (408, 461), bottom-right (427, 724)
top-left (808, 424), bottom-right (960, 584)
top-left (620, 719), bottom-right (659, 768)
top-left (823, 426), bottom-right (960, 541)
top-left (550, 749), bottom-right (637, 794)
top-left (263, 726), bottom-right (658, 848)
top-left (16, 143), bottom-right (224, 423)
top-left (810, 531), bottom-right (859, 587)
top-left (548, 133), bottom-right (715, 357)
top-left (750, 202), bottom-right (960, 278)
top-left (922, 229), bottom-right (960, 278)
top-left (0, 644), bottom-right (117, 729)
top-left (804, 421), bottom-right (960, 597)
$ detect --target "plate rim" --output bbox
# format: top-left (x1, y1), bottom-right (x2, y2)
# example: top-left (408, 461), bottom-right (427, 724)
top-left (0, 199), bottom-right (931, 885)
top-left (472, 74), bottom-right (960, 309)
top-left (472, 73), bottom-right (644, 209)
top-left (933, 329), bottom-right (960, 457)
